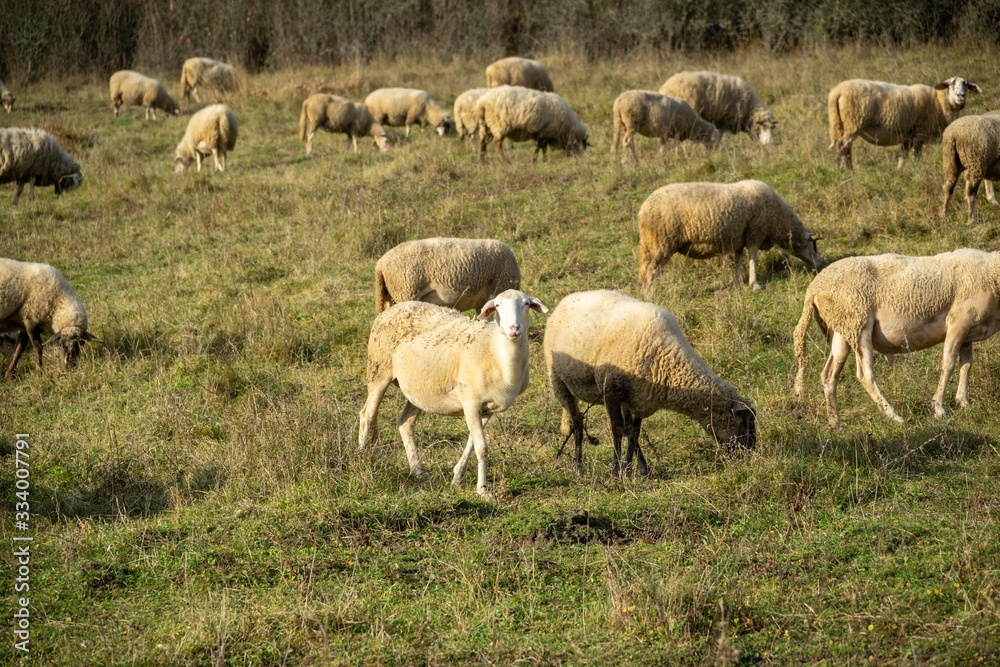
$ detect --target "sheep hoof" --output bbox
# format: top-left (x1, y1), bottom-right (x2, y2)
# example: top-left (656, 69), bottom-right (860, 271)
top-left (476, 487), bottom-right (495, 502)
top-left (410, 468), bottom-right (428, 480)
top-left (752, 283), bottom-right (763, 292)
top-left (932, 405), bottom-right (948, 419)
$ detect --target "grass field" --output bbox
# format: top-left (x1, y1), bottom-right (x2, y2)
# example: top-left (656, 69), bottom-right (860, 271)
top-left (2, 43), bottom-right (1000, 665)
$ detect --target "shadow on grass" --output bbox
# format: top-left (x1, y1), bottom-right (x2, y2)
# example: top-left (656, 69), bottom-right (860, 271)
top-left (102, 327), bottom-right (174, 361)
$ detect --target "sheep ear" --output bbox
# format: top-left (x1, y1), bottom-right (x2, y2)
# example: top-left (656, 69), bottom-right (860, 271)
top-left (969, 82), bottom-right (983, 93)
top-left (934, 81), bottom-right (950, 90)
top-left (83, 331), bottom-right (103, 343)
top-left (478, 300), bottom-right (497, 321)
top-left (45, 333), bottom-right (62, 346)
top-left (527, 297), bottom-right (548, 313)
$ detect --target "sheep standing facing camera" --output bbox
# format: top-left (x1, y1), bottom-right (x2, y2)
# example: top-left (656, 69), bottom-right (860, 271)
top-left (359, 290), bottom-right (547, 499)
top-left (544, 290), bottom-right (755, 476)
top-left (174, 104), bottom-right (238, 172)
top-left (0, 258), bottom-right (99, 379)
top-left (828, 76), bottom-right (981, 170)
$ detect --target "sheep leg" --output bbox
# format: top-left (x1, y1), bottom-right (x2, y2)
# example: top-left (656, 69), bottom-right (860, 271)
top-left (747, 247), bottom-right (762, 291)
top-left (358, 375), bottom-right (394, 448)
top-left (4, 332), bottom-right (29, 379)
top-left (405, 124), bottom-right (411, 139)
top-left (854, 327), bottom-right (903, 423)
top-left (965, 177), bottom-right (981, 224)
top-left (604, 395), bottom-right (628, 478)
top-left (351, 134), bottom-right (359, 153)
top-left (306, 131), bottom-right (315, 156)
top-left (821, 331), bottom-right (850, 427)
top-left (836, 138), bottom-right (854, 171)
top-left (896, 142), bottom-right (910, 169)
top-left (212, 149), bottom-right (222, 172)
top-left (552, 375), bottom-right (585, 470)
top-left (478, 130), bottom-right (491, 163)
top-left (986, 180), bottom-right (996, 204)
top-left (13, 180), bottom-right (25, 205)
top-left (622, 410), bottom-right (648, 476)
top-left (955, 342), bottom-right (973, 409)
top-left (26, 327), bottom-right (43, 368)
top-left (494, 138), bottom-right (510, 165)
top-left (941, 171), bottom-right (959, 220)
top-left (453, 416), bottom-right (490, 485)
top-left (932, 329), bottom-right (971, 418)
top-left (28, 176), bottom-right (35, 202)
top-left (732, 249), bottom-right (744, 288)
top-left (463, 404), bottom-right (492, 498)
top-left (195, 152), bottom-right (203, 172)
top-left (397, 400), bottom-right (427, 479)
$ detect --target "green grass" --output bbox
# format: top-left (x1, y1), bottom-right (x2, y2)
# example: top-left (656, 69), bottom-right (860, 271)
top-left (2, 44), bottom-right (1000, 664)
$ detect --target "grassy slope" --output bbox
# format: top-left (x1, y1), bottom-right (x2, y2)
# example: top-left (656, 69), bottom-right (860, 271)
top-left (1, 44), bottom-right (999, 665)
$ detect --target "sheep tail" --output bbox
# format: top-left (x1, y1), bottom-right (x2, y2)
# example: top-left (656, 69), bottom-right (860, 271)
top-left (793, 291), bottom-right (815, 399)
top-left (180, 67), bottom-right (192, 103)
top-left (375, 268), bottom-right (391, 314)
top-left (942, 130), bottom-right (961, 179)
top-left (827, 91), bottom-right (843, 151)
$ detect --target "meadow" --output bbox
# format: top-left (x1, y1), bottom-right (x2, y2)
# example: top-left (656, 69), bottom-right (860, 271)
top-left (2, 43), bottom-right (1000, 664)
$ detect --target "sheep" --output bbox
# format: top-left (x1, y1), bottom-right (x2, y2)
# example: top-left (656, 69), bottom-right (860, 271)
top-left (375, 237), bottom-right (521, 314)
top-left (658, 71), bottom-right (776, 145)
top-left (299, 93), bottom-right (389, 156)
top-left (174, 104), bottom-right (238, 173)
top-left (941, 111), bottom-right (1000, 223)
top-left (610, 90), bottom-right (719, 165)
top-left (109, 70), bottom-right (180, 120)
top-left (638, 180), bottom-right (822, 293)
top-left (363, 88), bottom-right (454, 138)
top-left (0, 79), bottom-right (14, 112)
top-left (485, 57), bottom-right (554, 92)
top-left (793, 249), bottom-right (1000, 427)
top-left (0, 258), bottom-right (99, 379)
top-left (358, 289), bottom-right (548, 499)
top-left (453, 88), bottom-right (490, 146)
top-left (0, 128), bottom-right (83, 205)
top-left (828, 76), bottom-right (982, 170)
top-left (179, 57), bottom-right (239, 105)
top-left (476, 85), bottom-right (588, 164)
top-left (544, 290), bottom-right (755, 476)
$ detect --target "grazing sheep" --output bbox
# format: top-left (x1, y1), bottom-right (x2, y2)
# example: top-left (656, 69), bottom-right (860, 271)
top-left (174, 104), bottom-right (238, 173)
top-left (828, 76), bottom-right (981, 170)
top-left (0, 258), bottom-right (98, 379)
top-left (453, 88), bottom-right (490, 146)
top-left (363, 88), bottom-right (454, 138)
top-left (0, 79), bottom-right (14, 112)
top-left (179, 57), bottom-right (239, 105)
top-left (658, 71), bottom-right (776, 145)
top-left (299, 93), bottom-right (389, 156)
top-left (638, 180), bottom-right (822, 293)
top-left (358, 290), bottom-right (548, 499)
top-left (375, 237), bottom-right (521, 314)
top-left (793, 249), bottom-right (1000, 426)
top-left (941, 112), bottom-right (1000, 223)
top-left (476, 85), bottom-right (588, 164)
top-left (485, 57), bottom-right (554, 92)
top-left (0, 128), bottom-right (83, 205)
top-left (610, 90), bottom-right (719, 165)
top-left (109, 70), bottom-right (180, 120)
top-left (544, 290), bottom-right (755, 475)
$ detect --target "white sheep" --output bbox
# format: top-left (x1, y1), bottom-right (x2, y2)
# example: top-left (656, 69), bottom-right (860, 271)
top-left (544, 290), bottom-right (755, 476)
top-left (638, 180), bottom-right (822, 293)
top-left (941, 111), bottom-right (1000, 223)
top-left (109, 70), bottom-right (180, 120)
top-left (374, 237), bottom-right (521, 314)
top-left (485, 57), bottom-right (554, 92)
top-left (179, 57), bottom-right (239, 105)
top-left (0, 79), bottom-right (14, 113)
top-left (610, 90), bottom-right (719, 165)
top-left (358, 289), bottom-right (548, 499)
top-left (174, 104), bottom-right (238, 173)
top-left (658, 71), bottom-right (776, 145)
top-left (299, 93), bottom-right (389, 156)
top-left (363, 88), bottom-right (454, 138)
top-left (793, 249), bottom-right (1000, 426)
top-left (0, 128), bottom-right (83, 205)
top-left (828, 76), bottom-right (981, 170)
top-left (476, 85), bottom-right (588, 164)
top-left (0, 258), bottom-right (99, 379)
top-left (453, 88), bottom-right (490, 146)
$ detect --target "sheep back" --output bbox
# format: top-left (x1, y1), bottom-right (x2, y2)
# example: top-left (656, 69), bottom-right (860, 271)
top-left (363, 88), bottom-right (453, 135)
top-left (180, 57), bottom-right (238, 104)
top-left (0, 258), bottom-right (88, 336)
top-left (300, 94), bottom-right (381, 143)
top-left (544, 290), bottom-right (754, 448)
top-left (477, 86), bottom-right (587, 153)
top-left (612, 90), bottom-right (718, 151)
top-left (485, 57), bottom-right (554, 91)
top-left (374, 237), bottom-right (521, 313)
top-left (110, 70), bottom-right (180, 117)
top-left (0, 128), bottom-right (83, 196)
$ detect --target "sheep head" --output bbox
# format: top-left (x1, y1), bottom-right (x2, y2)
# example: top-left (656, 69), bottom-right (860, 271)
top-left (708, 401), bottom-right (756, 454)
top-left (54, 172), bottom-right (83, 195)
top-left (47, 327), bottom-right (100, 367)
top-left (750, 108), bottom-right (777, 145)
top-left (934, 77), bottom-right (982, 111)
top-left (791, 229), bottom-right (824, 271)
top-left (478, 290), bottom-right (547, 341)
top-left (436, 117), bottom-right (456, 137)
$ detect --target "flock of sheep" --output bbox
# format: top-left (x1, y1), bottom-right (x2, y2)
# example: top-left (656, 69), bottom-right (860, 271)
top-left (2, 55), bottom-right (1000, 499)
